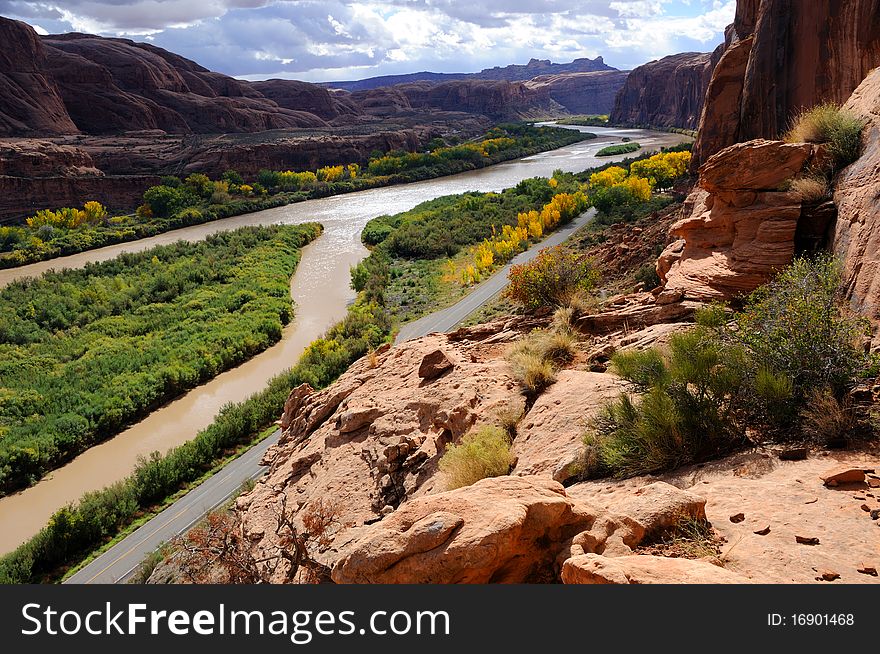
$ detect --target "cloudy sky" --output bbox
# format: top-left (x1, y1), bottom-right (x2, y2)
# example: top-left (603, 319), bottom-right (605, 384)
top-left (0, 0), bottom-right (734, 82)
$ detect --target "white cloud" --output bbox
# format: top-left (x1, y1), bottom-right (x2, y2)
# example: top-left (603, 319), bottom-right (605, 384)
top-left (1, 0), bottom-right (736, 79)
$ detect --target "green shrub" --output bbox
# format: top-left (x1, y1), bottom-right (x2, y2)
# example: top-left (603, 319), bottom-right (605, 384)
top-left (596, 142), bottom-right (641, 157)
top-left (592, 328), bottom-right (749, 477)
top-left (439, 426), bottom-right (514, 489)
top-left (506, 246), bottom-right (599, 310)
top-left (784, 103), bottom-right (865, 170)
top-left (734, 255), bottom-right (870, 401)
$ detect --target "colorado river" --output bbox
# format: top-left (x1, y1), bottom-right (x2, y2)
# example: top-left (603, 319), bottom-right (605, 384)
top-left (0, 126), bottom-right (689, 553)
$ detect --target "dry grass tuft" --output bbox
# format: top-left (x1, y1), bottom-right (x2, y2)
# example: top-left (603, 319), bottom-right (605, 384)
top-left (788, 175), bottom-right (829, 203)
top-left (439, 425), bottom-right (514, 489)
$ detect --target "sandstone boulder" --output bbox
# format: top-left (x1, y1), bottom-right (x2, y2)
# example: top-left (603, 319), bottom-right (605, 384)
top-left (698, 140), bottom-right (815, 193)
top-left (418, 349), bottom-right (454, 380)
top-left (332, 476), bottom-right (605, 584)
top-left (562, 553), bottom-right (748, 584)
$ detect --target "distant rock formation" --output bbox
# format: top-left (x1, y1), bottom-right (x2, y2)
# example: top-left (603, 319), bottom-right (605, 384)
top-left (525, 70), bottom-right (629, 115)
top-left (396, 79), bottom-right (557, 120)
top-left (41, 33), bottom-right (331, 134)
top-left (610, 50), bottom-right (721, 129)
top-left (323, 56), bottom-right (615, 92)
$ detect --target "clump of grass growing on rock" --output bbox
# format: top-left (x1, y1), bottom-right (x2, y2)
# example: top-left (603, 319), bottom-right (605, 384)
top-left (799, 387), bottom-right (857, 446)
top-left (507, 327), bottom-right (580, 394)
top-left (788, 175), bottom-right (830, 203)
top-left (508, 349), bottom-right (557, 394)
top-left (439, 425), bottom-right (515, 489)
top-left (784, 103), bottom-right (865, 170)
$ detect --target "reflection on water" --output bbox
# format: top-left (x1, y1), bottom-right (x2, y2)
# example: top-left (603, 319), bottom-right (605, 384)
top-left (0, 126), bottom-right (689, 552)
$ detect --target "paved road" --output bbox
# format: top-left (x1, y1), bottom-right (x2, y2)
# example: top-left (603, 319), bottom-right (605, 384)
top-left (65, 435), bottom-right (277, 584)
top-left (396, 208), bottom-right (596, 343)
top-left (67, 209), bottom-right (594, 584)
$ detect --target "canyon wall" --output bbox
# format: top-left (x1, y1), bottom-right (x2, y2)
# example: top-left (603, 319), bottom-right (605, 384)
top-left (660, 0), bottom-right (880, 330)
top-left (0, 18), bottom-right (78, 136)
top-left (693, 0), bottom-right (880, 166)
top-left (610, 50), bottom-right (721, 129)
top-left (525, 71), bottom-right (629, 115)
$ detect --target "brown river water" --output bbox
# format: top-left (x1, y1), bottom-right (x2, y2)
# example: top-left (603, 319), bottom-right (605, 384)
top-left (0, 126), bottom-right (688, 552)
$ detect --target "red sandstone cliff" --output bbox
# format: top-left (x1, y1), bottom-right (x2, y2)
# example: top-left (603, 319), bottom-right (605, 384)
top-left (693, 0), bottom-right (880, 166)
top-left (0, 18), bottom-right (78, 136)
top-left (610, 50), bottom-right (721, 129)
top-left (525, 70), bottom-right (629, 115)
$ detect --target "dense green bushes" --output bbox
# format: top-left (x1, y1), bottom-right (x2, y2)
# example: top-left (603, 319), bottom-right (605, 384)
top-left (0, 224), bottom-right (321, 495)
top-left (596, 142), bottom-right (641, 156)
top-left (559, 115), bottom-right (609, 127)
top-left (590, 325), bottom-right (750, 477)
top-left (0, 297), bottom-right (390, 584)
top-left (588, 255), bottom-right (874, 478)
top-left (363, 174), bottom-right (581, 259)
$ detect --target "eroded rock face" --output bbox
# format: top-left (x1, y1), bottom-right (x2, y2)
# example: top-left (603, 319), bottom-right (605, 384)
top-left (832, 68), bottom-right (880, 327)
top-left (658, 139), bottom-right (823, 300)
top-left (512, 370), bottom-right (625, 483)
top-left (524, 71), bottom-right (629, 115)
top-left (610, 51), bottom-right (720, 129)
top-left (692, 0), bottom-right (880, 165)
top-left (0, 17), bottom-right (78, 136)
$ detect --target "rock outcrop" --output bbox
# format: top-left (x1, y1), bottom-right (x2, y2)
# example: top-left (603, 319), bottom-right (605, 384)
top-left (332, 476), bottom-right (605, 584)
top-left (236, 332), bottom-right (527, 579)
top-left (0, 17), bottom-right (78, 136)
top-left (524, 71), bottom-right (629, 115)
top-left (692, 0), bottom-right (880, 166)
top-left (658, 139), bottom-right (824, 300)
top-left (397, 80), bottom-right (557, 120)
top-left (562, 553), bottom-right (747, 584)
top-left (832, 68), bottom-right (880, 325)
top-left (610, 50), bottom-right (721, 129)
top-left (42, 33), bottom-right (331, 134)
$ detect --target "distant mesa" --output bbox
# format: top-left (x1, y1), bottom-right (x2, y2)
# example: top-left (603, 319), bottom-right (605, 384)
top-left (321, 56), bottom-right (616, 92)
